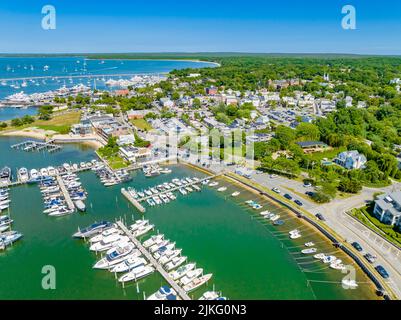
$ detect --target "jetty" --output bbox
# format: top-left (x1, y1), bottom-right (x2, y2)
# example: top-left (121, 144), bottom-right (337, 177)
top-left (11, 140), bottom-right (62, 153)
top-left (56, 175), bottom-right (75, 211)
top-left (116, 221), bottom-right (191, 300)
top-left (121, 188), bottom-right (146, 213)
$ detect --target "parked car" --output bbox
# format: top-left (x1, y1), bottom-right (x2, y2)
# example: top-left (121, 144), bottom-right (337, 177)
top-left (315, 213), bottom-right (326, 221)
top-left (270, 174), bottom-right (278, 179)
top-left (272, 187), bottom-right (281, 194)
top-left (352, 242), bottom-right (363, 252)
top-left (305, 191), bottom-right (314, 197)
top-left (294, 199), bottom-right (303, 206)
top-left (375, 265), bottom-right (390, 279)
top-left (363, 253), bottom-right (377, 264)
top-left (284, 193), bottom-right (292, 200)
top-left (303, 182), bottom-right (312, 188)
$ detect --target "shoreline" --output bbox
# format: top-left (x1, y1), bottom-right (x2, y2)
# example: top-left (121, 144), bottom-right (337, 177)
top-left (84, 57), bottom-right (221, 67)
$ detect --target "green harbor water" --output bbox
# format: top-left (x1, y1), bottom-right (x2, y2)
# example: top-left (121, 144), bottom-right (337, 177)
top-left (0, 137), bottom-right (378, 300)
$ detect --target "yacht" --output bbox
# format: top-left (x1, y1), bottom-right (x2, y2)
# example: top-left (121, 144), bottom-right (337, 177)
top-left (129, 219), bottom-right (149, 232)
top-left (118, 265), bottom-right (155, 283)
top-left (159, 249), bottom-right (182, 265)
top-left (147, 286), bottom-right (178, 300)
top-left (0, 231), bottom-right (23, 246)
top-left (143, 234), bottom-right (164, 248)
top-left (109, 256), bottom-right (146, 273)
top-left (217, 187), bottom-right (227, 192)
top-left (17, 168), bottom-right (29, 182)
top-left (208, 181), bottom-right (219, 187)
top-left (89, 234), bottom-right (129, 252)
top-left (289, 229), bottom-right (301, 239)
top-left (133, 224), bottom-right (154, 237)
top-left (93, 243), bottom-right (135, 269)
top-left (73, 221), bottom-right (113, 238)
top-left (165, 256), bottom-right (187, 271)
top-left (169, 263), bottom-right (196, 281)
top-left (231, 191), bottom-right (241, 197)
top-left (0, 167), bottom-right (11, 182)
top-left (314, 253), bottom-right (326, 260)
top-left (89, 227), bottom-right (121, 243)
top-left (199, 291), bottom-right (220, 300)
top-left (179, 268), bottom-right (204, 286)
top-left (183, 274), bottom-right (213, 293)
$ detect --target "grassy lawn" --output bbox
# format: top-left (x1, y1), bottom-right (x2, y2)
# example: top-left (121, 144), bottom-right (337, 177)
top-left (107, 155), bottom-right (129, 170)
top-left (307, 147), bottom-right (346, 162)
top-left (350, 206), bottom-right (401, 247)
top-left (34, 111), bottom-right (81, 134)
top-left (0, 111), bottom-right (81, 135)
top-left (130, 118), bottom-right (152, 131)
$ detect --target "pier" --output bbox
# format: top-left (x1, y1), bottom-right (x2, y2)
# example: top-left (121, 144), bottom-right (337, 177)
top-left (11, 140), bottom-right (62, 153)
top-left (116, 221), bottom-right (191, 300)
top-left (135, 174), bottom-right (221, 202)
top-left (56, 175), bottom-right (75, 211)
top-left (121, 188), bottom-right (146, 213)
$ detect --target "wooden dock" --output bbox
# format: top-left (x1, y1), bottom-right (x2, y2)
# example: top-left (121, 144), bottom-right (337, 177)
top-left (116, 221), bottom-right (191, 300)
top-left (121, 188), bottom-right (146, 213)
top-left (11, 140), bottom-right (62, 153)
top-left (135, 174), bottom-right (221, 202)
top-left (56, 175), bottom-right (75, 211)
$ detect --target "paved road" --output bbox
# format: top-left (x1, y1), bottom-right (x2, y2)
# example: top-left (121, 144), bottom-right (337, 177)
top-left (182, 154), bottom-right (401, 299)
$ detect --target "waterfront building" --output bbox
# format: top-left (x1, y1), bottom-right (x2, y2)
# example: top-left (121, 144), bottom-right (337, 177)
top-left (373, 191), bottom-right (401, 227)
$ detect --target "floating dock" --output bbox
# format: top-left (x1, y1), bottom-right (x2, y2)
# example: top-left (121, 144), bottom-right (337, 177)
top-left (56, 175), bottom-right (75, 211)
top-left (116, 221), bottom-right (191, 300)
top-left (11, 140), bottom-right (62, 153)
top-left (121, 188), bottom-right (146, 213)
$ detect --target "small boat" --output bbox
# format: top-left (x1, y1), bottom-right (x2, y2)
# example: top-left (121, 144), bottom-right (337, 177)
top-left (217, 187), bottom-right (227, 192)
top-left (147, 286), bottom-right (178, 300)
top-left (273, 220), bottom-right (285, 226)
top-left (183, 274), bottom-right (213, 293)
top-left (89, 234), bottom-right (129, 251)
top-left (305, 242), bottom-right (315, 247)
top-left (313, 253), bottom-right (326, 260)
top-left (133, 224), bottom-right (154, 237)
top-left (208, 182), bottom-right (219, 187)
top-left (199, 291), bottom-right (221, 300)
top-left (231, 191), bottom-right (240, 197)
top-left (342, 279), bottom-right (358, 288)
top-left (0, 230), bottom-right (23, 246)
top-left (74, 200), bottom-right (86, 212)
top-left (270, 214), bottom-right (281, 222)
top-left (129, 220), bottom-right (149, 232)
top-left (159, 249), bottom-right (182, 265)
top-left (118, 265), bottom-right (155, 283)
top-left (289, 229), bottom-right (301, 239)
top-left (330, 263), bottom-right (346, 271)
top-left (301, 248), bottom-right (317, 254)
top-left (143, 234), bottom-right (164, 248)
top-left (322, 255), bottom-right (337, 264)
top-left (89, 227), bottom-right (121, 243)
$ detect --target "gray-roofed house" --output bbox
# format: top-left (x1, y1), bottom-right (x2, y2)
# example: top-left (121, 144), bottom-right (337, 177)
top-left (334, 150), bottom-right (367, 169)
top-left (373, 191), bottom-right (401, 227)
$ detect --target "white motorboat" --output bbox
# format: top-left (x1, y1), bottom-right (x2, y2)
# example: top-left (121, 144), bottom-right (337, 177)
top-left (165, 256), bottom-right (187, 271)
top-left (93, 243), bottom-right (135, 269)
top-left (313, 253), bottom-right (326, 260)
top-left (89, 227), bottom-right (121, 243)
top-left (217, 187), bottom-right (227, 192)
top-left (301, 248), bottom-right (317, 254)
top-left (289, 229), bottom-right (301, 239)
top-left (133, 224), bottom-right (154, 237)
top-left (270, 214), bottom-right (281, 222)
top-left (159, 249), bottom-right (182, 265)
top-left (129, 220), bottom-right (149, 232)
top-left (208, 181), bottom-right (219, 187)
top-left (305, 242), bottom-right (315, 247)
top-left (199, 291), bottom-right (220, 300)
top-left (231, 191), bottom-right (241, 197)
top-left (179, 268), bottom-right (203, 286)
top-left (153, 244), bottom-right (176, 260)
top-left (18, 167), bottom-right (29, 182)
top-left (169, 263), bottom-right (196, 281)
top-left (118, 265), bottom-right (154, 283)
top-left (183, 274), bottom-right (213, 293)
top-left (342, 279), bottom-right (358, 288)
top-left (89, 234), bottom-right (129, 252)
top-left (110, 256), bottom-right (146, 273)
top-left (143, 234), bottom-right (164, 248)
top-left (147, 286), bottom-right (177, 300)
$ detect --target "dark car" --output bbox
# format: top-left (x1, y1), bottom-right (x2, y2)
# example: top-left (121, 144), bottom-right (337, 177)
top-left (352, 242), bottom-right (363, 252)
top-left (284, 193), bottom-right (292, 200)
top-left (375, 265), bottom-right (390, 279)
top-left (364, 253), bottom-right (376, 264)
top-left (315, 213), bottom-right (326, 221)
top-left (294, 199), bottom-right (303, 206)
top-left (305, 191), bottom-right (314, 197)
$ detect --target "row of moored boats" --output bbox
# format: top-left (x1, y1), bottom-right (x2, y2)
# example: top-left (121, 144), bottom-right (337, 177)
top-left (0, 188), bottom-right (23, 250)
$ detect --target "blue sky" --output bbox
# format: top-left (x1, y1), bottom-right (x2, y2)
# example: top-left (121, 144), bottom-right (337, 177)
top-left (0, 0), bottom-right (400, 54)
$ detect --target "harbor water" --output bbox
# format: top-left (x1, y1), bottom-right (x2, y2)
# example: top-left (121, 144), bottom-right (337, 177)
top-left (0, 137), bottom-right (378, 300)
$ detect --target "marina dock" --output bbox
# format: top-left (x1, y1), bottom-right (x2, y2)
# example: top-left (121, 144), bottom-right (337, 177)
top-left (135, 174), bottom-right (221, 203)
top-left (116, 221), bottom-right (191, 300)
top-left (121, 188), bottom-right (146, 213)
top-left (11, 140), bottom-right (62, 153)
top-left (56, 175), bottom-right (75, 211)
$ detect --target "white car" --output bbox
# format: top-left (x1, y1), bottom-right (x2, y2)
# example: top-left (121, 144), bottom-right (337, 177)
top-left (272, 187), bottom-right (281, 194)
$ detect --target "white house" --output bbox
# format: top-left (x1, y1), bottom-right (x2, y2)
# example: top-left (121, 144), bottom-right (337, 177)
top-left (334, 150), bottom-right (367, 169)
top-left (373, 191), bottom-right (401, 227)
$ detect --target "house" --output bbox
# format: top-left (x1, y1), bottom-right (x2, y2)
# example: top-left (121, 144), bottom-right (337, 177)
top-left (70, 123), bottom-right (92, 135)
top-left (373, 191), bottom-right (401, 227)
top-left (205, 87), bottom-right (218, 95)
top-left (334, 150), bottom-right (367, 169)
top-left (160, 98), bottom-right (174, 108)
top-left (296, 141), bottom-right (328, 153)
top-left (126, 109), bottom-right (153, 120)
top-left (119, 145), bottom-right (151, 163)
